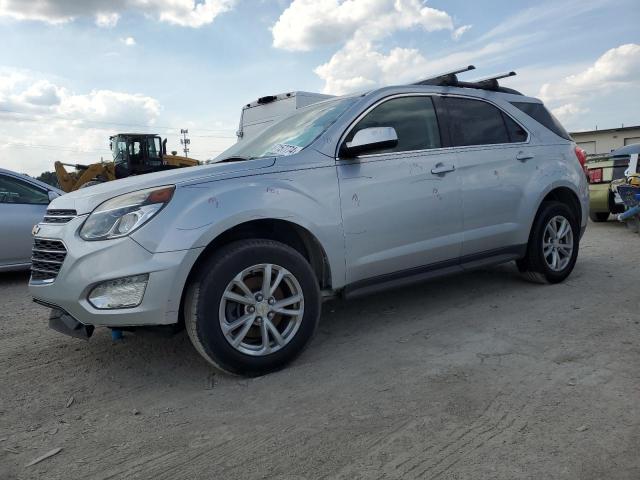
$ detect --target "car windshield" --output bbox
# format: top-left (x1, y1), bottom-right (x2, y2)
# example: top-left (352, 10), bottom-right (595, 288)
top-left (212, 97), bottom-right (357, 162)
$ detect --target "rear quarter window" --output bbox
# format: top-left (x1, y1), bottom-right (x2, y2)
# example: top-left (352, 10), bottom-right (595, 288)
top-left (511, 102), bottom-right (572, 140)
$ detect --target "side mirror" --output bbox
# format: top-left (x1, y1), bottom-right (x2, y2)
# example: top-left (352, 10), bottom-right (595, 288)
top-left (341, 127), bottom-right (398, 158)
top-left (48, 190), bottom-right (60, 202)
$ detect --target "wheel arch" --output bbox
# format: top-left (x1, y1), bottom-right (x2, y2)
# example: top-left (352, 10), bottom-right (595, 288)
top-left (521, 184), bottom-right (584, 249)
top-left (540, 186), bottom-right (582, 222)
top-left (180, 218), bottom-right (333, 316)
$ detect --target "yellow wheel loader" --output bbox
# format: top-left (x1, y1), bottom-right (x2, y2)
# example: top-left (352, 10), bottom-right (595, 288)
top-left (55, 133), bottom-right (199, 192)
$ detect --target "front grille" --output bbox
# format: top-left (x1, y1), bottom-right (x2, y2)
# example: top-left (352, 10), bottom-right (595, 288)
top-left (31, 239), bottom-right (67, 282)
top-left (43, 209), bottom-right (77, 224)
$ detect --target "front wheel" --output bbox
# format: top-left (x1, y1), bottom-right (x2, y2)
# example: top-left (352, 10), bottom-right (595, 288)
top-left (184, 239), bottom-right (321, 376)
top-left (517, 201), bottom-right (580, 284)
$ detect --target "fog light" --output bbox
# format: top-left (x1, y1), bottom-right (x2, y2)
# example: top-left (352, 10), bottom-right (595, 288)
top-left (88, 274), bottom-right (149, 309)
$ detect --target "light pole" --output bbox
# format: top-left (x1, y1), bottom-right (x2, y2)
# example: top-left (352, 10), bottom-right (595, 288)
top-left (180, 129), bottom-right (190, 158)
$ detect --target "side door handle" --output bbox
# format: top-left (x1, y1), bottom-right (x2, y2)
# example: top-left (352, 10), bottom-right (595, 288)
top-left (431, 163), bottom-right (456, 175)
top-left (516, 151), bottom-right (534, 162)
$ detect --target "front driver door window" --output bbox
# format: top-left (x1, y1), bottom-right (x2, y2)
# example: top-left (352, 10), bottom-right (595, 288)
top-left (337, 95), bottom-right (463, 284)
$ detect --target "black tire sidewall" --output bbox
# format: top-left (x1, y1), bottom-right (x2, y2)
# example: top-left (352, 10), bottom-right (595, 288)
top-left (589, 211), bottom-right (609, 222)
top-left (528, 202), bottom-right (580, 283)
top-left (194, 240), bottom-right (320, 376)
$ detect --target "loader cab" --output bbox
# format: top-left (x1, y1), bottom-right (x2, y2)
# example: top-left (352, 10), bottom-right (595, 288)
top-left (110, 134), bottom-right (167, 178)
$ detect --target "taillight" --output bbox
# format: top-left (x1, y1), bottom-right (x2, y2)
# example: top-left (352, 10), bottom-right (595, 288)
top-left (574, 146), bottom-right (588, 174)
top-left (588, 167), bottom-right (603, 184)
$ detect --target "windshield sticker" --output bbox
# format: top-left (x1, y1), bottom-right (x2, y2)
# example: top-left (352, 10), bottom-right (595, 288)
top-left (267, 143), bottom-right (302, 156)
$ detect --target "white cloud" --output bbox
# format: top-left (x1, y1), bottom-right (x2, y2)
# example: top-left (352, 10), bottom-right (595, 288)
top-left (539, 44), bottom-right (640, 105)
top-left (315, 36), bottom-right (529, 95)
top-left (0, 69), bottom-right (162, 174)
top-left (272, 0), bottom-right (454, 52)
top-left (157, 0), bottom-right (235, 28)
top-left (95, 12), bottom-right (120, 28)
top-left (122, 36), bottom-right (136, 46)
top-left (0, 71), bottom-right (160, 123)
top-left (0, 0), bottom-right (236, 28)
top-left (527, 43), bottom-right (640, 130)
top-left (479, 0), bottom-right (610, 43)
top-left (551, 103), bottom-right (588, 124)
top-left (272, 0), bottom-right (469, 94)
top-left (452, 24), bottom-right (471, 41)
top-left (564, 43), bottom-right (640, 90)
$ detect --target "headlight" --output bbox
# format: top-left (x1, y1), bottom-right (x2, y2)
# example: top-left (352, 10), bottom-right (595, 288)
top-left (80, 186), bottom-right (175, 241)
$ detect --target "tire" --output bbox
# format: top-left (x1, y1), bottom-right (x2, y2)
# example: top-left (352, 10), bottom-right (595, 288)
top-left (184, 239), bottom-right (321, 376)
top-left (589, 211), bottom-right (609, 222)
top-left (517, 201), bottom-right (579, 284)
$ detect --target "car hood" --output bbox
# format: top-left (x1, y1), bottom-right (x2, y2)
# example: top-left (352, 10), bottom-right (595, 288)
top-left (48, 158), bottom-right (276, 214)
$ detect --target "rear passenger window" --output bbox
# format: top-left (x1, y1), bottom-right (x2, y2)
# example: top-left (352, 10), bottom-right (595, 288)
top-left (445, 97), bottom-right (526, 146)
top-left (346, 96), bottom-right (441, 154)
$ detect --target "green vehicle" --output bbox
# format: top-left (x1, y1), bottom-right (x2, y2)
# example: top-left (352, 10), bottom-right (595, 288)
top-left (585, 143), bottom-right (640, 222)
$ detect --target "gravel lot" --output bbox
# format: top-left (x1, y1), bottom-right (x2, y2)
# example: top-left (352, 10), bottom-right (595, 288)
top-left (1, 220), bottom-right (639, 480)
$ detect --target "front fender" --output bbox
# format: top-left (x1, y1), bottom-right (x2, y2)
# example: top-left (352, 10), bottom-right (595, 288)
top-left (131, 166), bottom-right (347, 288)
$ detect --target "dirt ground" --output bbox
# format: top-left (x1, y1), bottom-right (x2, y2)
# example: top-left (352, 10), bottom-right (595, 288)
top-left (1, 219), bottom-right (639, 480)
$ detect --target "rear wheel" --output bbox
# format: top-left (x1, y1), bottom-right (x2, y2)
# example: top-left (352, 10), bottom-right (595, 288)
top-left (517, 201), bottom-right (579, 284)
top-left (185, 239), bottom-right (321, 376)
top-left (589, 211), bottom-right (609, 222)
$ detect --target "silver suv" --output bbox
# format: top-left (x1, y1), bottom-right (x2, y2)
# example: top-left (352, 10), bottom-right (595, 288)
top-left (29, 68), bottom-right (588, 375)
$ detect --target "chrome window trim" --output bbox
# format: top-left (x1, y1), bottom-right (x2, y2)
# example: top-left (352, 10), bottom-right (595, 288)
top-left (335, 92), bottom-right (531, 161)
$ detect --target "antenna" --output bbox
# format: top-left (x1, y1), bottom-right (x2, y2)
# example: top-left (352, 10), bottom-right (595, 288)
top-left (412, 65), bottom-right (476, 86)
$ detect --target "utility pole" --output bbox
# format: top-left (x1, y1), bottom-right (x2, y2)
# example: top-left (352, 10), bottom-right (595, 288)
top-left (180, 129), bottom-right (190, 158)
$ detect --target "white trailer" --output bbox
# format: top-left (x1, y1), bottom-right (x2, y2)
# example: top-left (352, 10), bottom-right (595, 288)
top-left (236, 91), bottom-right (334, 142)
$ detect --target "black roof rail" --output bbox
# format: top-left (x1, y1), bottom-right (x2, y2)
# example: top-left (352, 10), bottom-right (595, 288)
top-left (456, 71), bottom-right (522, 95)
top-left (469, 71), bottom-right (516, 88)
top-left (412, 67), bottom-right (523, 95)
top-left (412, 65), bottom-right (475, 86)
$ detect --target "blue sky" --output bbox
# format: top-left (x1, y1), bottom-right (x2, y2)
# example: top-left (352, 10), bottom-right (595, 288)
top-left (1, 0), bottom-right (639, 175)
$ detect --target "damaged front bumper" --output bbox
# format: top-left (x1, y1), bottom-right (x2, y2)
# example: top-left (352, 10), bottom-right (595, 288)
top-left (36, 300), bottom-right (95, 340)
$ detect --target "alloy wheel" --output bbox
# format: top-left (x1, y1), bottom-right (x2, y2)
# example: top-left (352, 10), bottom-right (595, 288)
top-left (219, 263), bottom-right (304, 356)
top-left (542, 215), bottom-right (573, 272)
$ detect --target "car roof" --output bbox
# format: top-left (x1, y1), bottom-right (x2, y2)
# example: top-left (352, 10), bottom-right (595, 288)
top-left (611, 143), bottom-right (640, 156)
top-left (0, 167), bottom-right (63, 194)
top-left (360, 84), bottom-right (539, 104)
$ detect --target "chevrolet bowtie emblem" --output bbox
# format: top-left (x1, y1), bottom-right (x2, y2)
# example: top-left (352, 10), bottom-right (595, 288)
top-left (32, 224), bottom-right (41, 236)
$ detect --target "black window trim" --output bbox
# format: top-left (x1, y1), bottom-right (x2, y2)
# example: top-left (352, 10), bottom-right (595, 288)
top-left (336, 93), bottom-right (447, 160)
top-left (439, 94), bottom-right (531, 150)
top-left (0, 173), bottom-right (50, 206)
top-left (336, 93), bottom-right (530, 161)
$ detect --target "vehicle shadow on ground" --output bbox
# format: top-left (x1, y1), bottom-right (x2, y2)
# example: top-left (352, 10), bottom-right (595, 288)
top-left (19, 261), bottom-right (537, 391)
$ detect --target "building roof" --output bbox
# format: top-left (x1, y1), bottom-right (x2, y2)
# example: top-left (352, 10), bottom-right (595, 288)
top-left (571, 125), bottom-right (640, 136)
